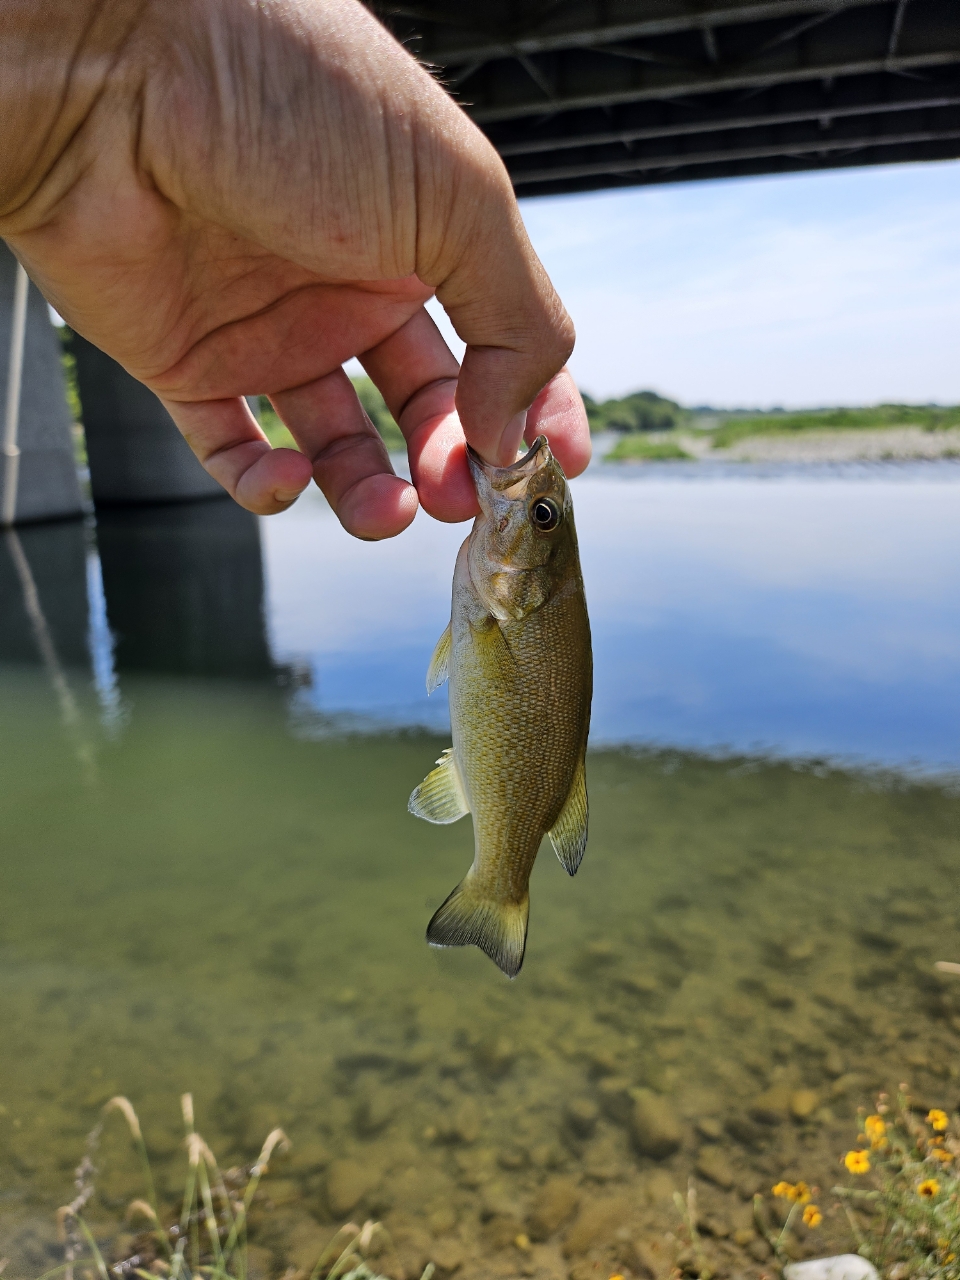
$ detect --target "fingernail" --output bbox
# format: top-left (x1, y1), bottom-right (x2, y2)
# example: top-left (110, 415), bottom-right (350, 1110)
top-left (498, 412), bottom-right (527, 465)
top-left (274, 489), bottom-right (303, 504)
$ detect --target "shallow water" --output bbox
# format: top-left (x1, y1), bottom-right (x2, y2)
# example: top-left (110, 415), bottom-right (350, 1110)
top-left (2, 463), bottom-right (960, 1280)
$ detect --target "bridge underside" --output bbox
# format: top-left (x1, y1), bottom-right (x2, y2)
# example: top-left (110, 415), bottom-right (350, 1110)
top-left (371, 0), bottom-right (960, 196)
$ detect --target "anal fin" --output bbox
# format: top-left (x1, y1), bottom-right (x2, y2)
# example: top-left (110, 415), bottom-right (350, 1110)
top-left (548, 757), bottom-right (588, 876)
top-left (426, 623), bottom-right (452, 694)
top-left (408, 748), bottom-right (469, 824)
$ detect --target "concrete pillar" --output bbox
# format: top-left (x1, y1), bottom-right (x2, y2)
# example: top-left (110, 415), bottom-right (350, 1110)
top-left (71, 331), bottom-right (227, 506)
top-left (0, 241), bottom-right (84, 523)
top-left (95, 498), bottom-right (273, 678)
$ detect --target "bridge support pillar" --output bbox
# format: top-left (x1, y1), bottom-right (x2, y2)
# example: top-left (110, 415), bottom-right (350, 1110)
top-left (71, 331), bottom-right (227, 507)
top-left (0, 241), bottom-right (84, 524)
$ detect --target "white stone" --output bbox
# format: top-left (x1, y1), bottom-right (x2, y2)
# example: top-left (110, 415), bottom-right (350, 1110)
top-left (785, 1255), bottom-right (879, 1280)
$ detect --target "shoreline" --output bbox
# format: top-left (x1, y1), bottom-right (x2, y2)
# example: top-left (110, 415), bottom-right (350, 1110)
top-left (599, 425), bottom-right (960, 465)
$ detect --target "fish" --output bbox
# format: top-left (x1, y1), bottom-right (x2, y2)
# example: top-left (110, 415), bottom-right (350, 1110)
top-left (408, 435), bottom-right (592, 977)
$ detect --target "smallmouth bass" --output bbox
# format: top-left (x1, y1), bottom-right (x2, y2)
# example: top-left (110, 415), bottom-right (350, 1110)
top-left (409, 436), bottom-right (592, 977)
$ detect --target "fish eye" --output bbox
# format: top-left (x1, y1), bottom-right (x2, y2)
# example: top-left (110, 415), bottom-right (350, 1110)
top-left (530, 497), bottom-right (561, 532)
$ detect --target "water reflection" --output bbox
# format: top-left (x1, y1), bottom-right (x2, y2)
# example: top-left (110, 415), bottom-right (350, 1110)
top-left (96, 498), bottom-right (273, 679)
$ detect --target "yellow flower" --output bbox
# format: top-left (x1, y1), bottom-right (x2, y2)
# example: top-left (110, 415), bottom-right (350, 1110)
top-left (931, 1147), bottom-right (953, 1163)
top-left (865, 1114), bottom-right (885, 1138)
top-left (792, 1182), bottom-right (812, 1205)
top-left (803, 1205), bottom-right (823, 1228)
top-left (918, 1179), bottom-right (940, 1198)
top-left (845, 1150), bottom-right (871, 1174)
top-left (928, 1109), bottom-right (949, 1131)
top-left (772, 1181), bottom-right (795, 1200)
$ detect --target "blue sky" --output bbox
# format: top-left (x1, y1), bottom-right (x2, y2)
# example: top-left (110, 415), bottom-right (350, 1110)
top-left (427, 159), bottom-right (960, 410)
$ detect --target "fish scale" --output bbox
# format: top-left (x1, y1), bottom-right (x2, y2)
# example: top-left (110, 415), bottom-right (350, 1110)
top-left (408, 436), bottom-right (592, 977)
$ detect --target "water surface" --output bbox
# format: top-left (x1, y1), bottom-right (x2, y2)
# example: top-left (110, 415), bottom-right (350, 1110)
top-left (2, 462), bottom-right (959, 1280)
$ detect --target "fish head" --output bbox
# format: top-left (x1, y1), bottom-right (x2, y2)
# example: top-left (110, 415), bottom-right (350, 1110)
top-left (466, 436), bottom-right (579, 620)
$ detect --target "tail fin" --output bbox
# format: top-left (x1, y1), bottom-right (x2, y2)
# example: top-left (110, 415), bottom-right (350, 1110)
top-left (426, 875), bottom-right (529, 978)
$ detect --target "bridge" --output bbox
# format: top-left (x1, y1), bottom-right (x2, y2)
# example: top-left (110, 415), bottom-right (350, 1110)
top-left (1, 0), bottom-right (958, 524)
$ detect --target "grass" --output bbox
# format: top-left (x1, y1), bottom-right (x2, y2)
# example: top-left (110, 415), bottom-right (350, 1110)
top-left (604, 436), bottom-right (694, 462)
top-left (710, 405), bottom-right (960, 450)
top-left (38, 1095), bottom-right (430, 1280)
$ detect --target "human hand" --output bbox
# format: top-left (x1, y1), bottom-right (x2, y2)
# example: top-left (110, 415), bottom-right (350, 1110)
top-left (0, 0), bottom-right (590, 538)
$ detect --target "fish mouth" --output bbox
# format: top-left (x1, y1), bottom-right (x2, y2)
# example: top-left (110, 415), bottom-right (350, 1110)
top-left (467, 436), bottom-right (551, 488)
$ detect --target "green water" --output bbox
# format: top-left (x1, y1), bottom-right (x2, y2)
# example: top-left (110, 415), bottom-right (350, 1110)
top-left (3, 663), bottom-right (960, 1279)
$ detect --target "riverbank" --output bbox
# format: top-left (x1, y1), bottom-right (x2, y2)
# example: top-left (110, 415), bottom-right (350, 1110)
top-left (604, 425), bottom-right (960, 464)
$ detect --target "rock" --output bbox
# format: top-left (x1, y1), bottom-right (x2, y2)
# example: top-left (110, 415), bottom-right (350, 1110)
top-left (528, 1178), bottom-right (581, 1242)
top-left (695, 1146), bottom-right (735, 1189)
top-left (749, 1087), bottom-right (793, 1125)
top-left (733, 1228), bottom-right (756, 1247)
top-left (430, 1239), bottom-right (464, 1273)
top-left (354, 1087), bottom-right (397, 1136)
top-left (563, 1195), bottom-right (631, 1257)
top-left (726, 1115), bottom-right (766, 1148)
top-left (620, 972), bottom-right (661, 998)
top-left (748, 1237), bottom-right (772, 1262)
top-left (790, 1090), bottom-right (819, 1121)
top-left (473, 1035), bottom-right (516, 1078)
top-left (245, 1244), bottom-right (274, 1280)
top-left (696, 1117), bottom-right (723, 1142)
top-left (288, 1137), bottom-right (331, 1174)
top-left (643, 1170), bottom-right (677, 1204)
top-left (440, 1098), bottom-right (481, 1144)
top-left (566, 1098), bottom-right (599, 1138)
top-left (629, 1089), bottom-right (681, 1159)
top-left (784, 1257), bottom-right (880, 1280)
top-left (326, 1159), bottom-right (379, 1218)
top-left (286, 1219), bottom-right (331, 1272)
top-left (485, 1214), bottom-right (526, 1250)
top-left (428, 1206), bottom-right (457, 1236)
top-left (699, 1215), bottom-right (730, 1238)
top-left (596, 1077), bottom-right (636, 1125)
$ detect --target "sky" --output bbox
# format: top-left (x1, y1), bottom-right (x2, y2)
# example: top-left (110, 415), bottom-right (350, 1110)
top-left (424, 159), bottom-right (960, 410)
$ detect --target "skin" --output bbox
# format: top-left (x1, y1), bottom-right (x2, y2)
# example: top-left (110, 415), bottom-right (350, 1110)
top-left (0, 0), bottom-right (591, 540)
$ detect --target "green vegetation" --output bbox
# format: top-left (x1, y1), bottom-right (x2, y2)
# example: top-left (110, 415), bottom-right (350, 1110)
top-left (46, 1094), bottom-right (425, 1280)
top-left (605, 435), bottom-right (693, 462)
top-left (582, 389), bottom-right (687, 433)
top-left (710, 403), bottom-right (960, 449)
top-left (257, 380), bottom-right (404, 453)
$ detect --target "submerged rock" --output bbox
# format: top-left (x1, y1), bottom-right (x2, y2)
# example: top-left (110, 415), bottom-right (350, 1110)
top-left (563, 1194), bottom-right (632, 1257)
top-left (326, 1158), bottom-right (378, 1217)
top-left (629, 1089), bottom-right (681, 1159)
top-left (694, 1145), bottom-right (735, 1189)
top-left (527, 1176), bottom-right (581, 1241)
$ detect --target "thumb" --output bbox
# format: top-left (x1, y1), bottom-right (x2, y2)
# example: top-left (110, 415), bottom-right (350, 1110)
top-left (428, 166), bottom-right (577, 466)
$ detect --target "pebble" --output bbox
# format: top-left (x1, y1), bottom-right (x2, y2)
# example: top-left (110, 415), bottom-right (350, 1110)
top-left (430, 1238), bottom-right (464, 1273)
top-left (354, 1087), bottom-right (397, 1136)
top-left (528, 1177), bottom-right (581, 1241)
top-left (326, 1158), bottom-right (379, 1218)
top-left (696, 1117), bottom-right (724, 1142)
top-left (784, 1256), bottom-right (880, 1280)
top-left (473, 1035), bottom-right (516, 1079)
top-left (790, 1089), bottom-right (820, 1120)
top-left (562, 1194), bottom-right (631, 1257)
top-left (596, 1076), bottom-right (636, 1125)
top-left (695, 1145), bottom-right (735, 1189)
top-left (566, 1098), bottom-right (600, 1138)
top-left (749, 1086), bottom-right (793, 1125)
top-left (629, 1089), bottom-right (681, 1159)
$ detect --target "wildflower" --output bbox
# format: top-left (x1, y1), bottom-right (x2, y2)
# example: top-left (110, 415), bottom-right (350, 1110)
top-left (918, 1179), bottom-right (940, 1198)
top-left (772, 1181), bottom-right (795, 1200)
top-left (931, 1147), bottom-right (954, 1163)
top-left (928, 1109), bottom-right (949, 1131)
top-left (845, 1150), bottom-right (871, 1174)
top-left (792, 1182), bottom-right (811, 1204)
top-left (864, 1115), bottom-right (886, 1140)
top-left (802, 1205), bottom-right (823, 1228)
top-left (772, 1181), bottom-right (810, 1203)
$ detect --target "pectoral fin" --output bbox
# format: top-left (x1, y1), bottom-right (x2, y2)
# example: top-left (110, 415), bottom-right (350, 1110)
top-left (408, 748), bottom-right (470, 824)
top-left (548, 757), bottom-right (588, 876)
top-left (426, 623), bottom-right (452, 694)
top-left (469, 616), bottom-right (517, 682)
